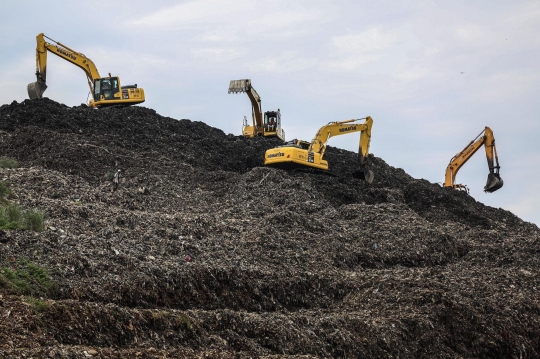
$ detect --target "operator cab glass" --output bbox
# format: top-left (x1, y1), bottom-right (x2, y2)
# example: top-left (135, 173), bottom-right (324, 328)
top-left (280, 139), bottom-right (310, 149)
top-left (264, 111), bottom-right (281, 132)
top-left (93, 77), bottom-right (120, 101)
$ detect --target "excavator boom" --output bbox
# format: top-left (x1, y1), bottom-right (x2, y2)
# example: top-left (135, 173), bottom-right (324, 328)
top-left (444, 126), bottom-right (503, 193)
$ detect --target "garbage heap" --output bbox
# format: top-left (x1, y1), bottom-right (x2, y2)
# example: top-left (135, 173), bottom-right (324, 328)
top-left (0, 98), bottom-right (538, 358)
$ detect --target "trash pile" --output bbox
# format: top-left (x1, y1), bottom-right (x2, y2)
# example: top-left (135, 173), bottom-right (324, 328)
top-left (0, 98), bottom-right (539, 358)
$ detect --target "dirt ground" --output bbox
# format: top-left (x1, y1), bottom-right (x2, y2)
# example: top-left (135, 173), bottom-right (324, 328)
top-left (0, 98), bottom-right (538, 358)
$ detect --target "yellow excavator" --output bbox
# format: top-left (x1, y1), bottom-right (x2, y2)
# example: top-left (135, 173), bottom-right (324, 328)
top-left (444, 126), bottom-right (503, 193)
top-left (228, 79), bottom-right (285, 140)
top-left (264, 117), bottom-right (374, 182)
top-left (27, 33), bottom-right (145, 108)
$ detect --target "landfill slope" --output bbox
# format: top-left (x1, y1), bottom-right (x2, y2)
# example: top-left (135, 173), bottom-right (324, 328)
top-left (0, 98), bottom-right (539, 358)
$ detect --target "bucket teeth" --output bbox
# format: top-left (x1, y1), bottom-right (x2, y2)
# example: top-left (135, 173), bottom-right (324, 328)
top-left (228, 79), bottom-right (251, 94)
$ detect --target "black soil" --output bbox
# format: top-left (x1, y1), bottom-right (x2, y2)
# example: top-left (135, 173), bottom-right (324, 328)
top-left (0, 98), bottom-right (538, 358)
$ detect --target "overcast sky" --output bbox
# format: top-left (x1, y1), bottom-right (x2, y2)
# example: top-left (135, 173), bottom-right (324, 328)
top-left (1, 1), bottom-right (539, 225)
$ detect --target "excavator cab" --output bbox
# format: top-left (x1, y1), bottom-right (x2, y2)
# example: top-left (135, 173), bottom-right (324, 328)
top-left (280, 139), bottom-right (310, 149)
top-left (264, 110), bottom-right (285, 139)
top-left (90, 77), bottom-right (144, 108)
top-left (93, 77), bottom-right (120, 101)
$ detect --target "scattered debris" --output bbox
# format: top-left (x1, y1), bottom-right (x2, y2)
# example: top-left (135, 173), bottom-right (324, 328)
top-left (0, 98), bottom-right (538, 358)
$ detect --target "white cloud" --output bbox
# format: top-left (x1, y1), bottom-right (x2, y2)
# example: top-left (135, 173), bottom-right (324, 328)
top-left (246, 51), bottom-right (317, 73)
top-left (127, 0), bottom-right (329, 41)
top-left (128, 0), bottom-right (255, 27)
top-left (332, 27), bottom-right (400, 54)
top-left (324, 55), bottom-right (379, 72)
top-left (191, 47), bottom-right (249, 62)
top-left (455, 24), bottom-right (486, 42)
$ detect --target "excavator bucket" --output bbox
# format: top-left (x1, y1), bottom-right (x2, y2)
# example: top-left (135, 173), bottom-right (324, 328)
top-left (353, 169), bottom-right (374, 183)
top-left (484, 173), bottom-right (503, 193)
top-left (228, 79), bottom-right (251, 94)
top-left (27, 81), bottom-right (47, 99)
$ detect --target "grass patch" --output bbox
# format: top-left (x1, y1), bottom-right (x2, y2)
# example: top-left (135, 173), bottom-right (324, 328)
top-left (23, 209), bottom-right (45, 232)
top-left (0, 204), bottom-right (45, 231)
top-left (179, 314), bottom-right (192, 330)
top-left (152, 310), bottom-right (170, 319)
top-left (25, 297), bottom-right (51, 312)
top-left (0, 181), bottom-right (45, 232)
top-left (0, 180), bottom-right (12, 201)
top-left (0, 259), bottom-right (58, 297)
top-left (0, 156), bottom-right (18, 169)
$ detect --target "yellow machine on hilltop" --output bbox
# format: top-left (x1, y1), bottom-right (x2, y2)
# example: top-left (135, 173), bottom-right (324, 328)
top-left (265, 117), bottom-right (374, 182)
top-left (27, 33), bottom-right (145, 108)
top-left (228, 79), bottom-right (285, 140)
top-left (444, 126), bottom-right (503, 193)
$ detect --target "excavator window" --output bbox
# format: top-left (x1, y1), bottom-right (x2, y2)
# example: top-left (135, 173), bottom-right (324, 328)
top-left (93, 77), bottom-right (120, 101)
top-left (264, 113), bottom-right (277, 132)
top-left (111, 78), bottom-right (119, 96)
top-left (93, 80), bottom-right (101, 101)
top-left (102, 79), bottom-right (113, 99)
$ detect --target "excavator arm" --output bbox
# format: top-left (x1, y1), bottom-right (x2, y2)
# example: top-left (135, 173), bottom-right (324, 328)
top-left (228, 79), bottom-right (263, 136)
top-left (28, 33), bottom-right (100, 99)
top-left (309, 117), bottom-right (374, 181)
top-left (444, 126), bottom-right (503, 193)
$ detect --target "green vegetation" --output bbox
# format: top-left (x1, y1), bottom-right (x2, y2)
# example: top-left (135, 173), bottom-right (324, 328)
top-left (179, 314), bottom-right (192, 330)
top-left (25, 297), bottom-right (51, 312)
top-left (23, 209), bottom-right (45, 232)
top-left (0, 259), bottom-right (58, 298)
top-left (0, 180), bottom-right (12, 201)
top-left (0, 181), bottom-right (45, 231)
top-left (0, 204), bottom-right (45, 231)
top-left (0, 156), bottom-right (18, 169)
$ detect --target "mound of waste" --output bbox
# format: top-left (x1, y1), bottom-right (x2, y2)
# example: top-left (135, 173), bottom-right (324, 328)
top-left (0, 98), bottom-right (539, 358)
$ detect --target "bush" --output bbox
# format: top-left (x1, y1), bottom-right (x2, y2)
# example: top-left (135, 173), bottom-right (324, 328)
top-left (25, 297), bottom-right (51, 312)
top-left (0, 156), bottom-right (18, 169)
top-left (0, 260), bottom-right (58, 297)
top-left (24, 209), bottom-right (45, 232)
top-left (0, 205), bottom-right (45, 231)
top-left (5, 203), bottom-right (22, 223)
top-left (0, 183), bottom-right (45, 232)
top-left (0, 204), bottom-right (20, 230)
top-left (0, 180), bottom-right (12, 201)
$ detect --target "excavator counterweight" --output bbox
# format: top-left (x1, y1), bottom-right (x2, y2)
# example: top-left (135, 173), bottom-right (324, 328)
top-left (444, 126), bottom-right (503, 193)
